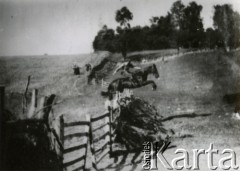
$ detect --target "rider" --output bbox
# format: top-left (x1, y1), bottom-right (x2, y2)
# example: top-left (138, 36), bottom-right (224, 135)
top-left (113, 60), bottom-right (140, 75)
top-left (113, 60), bottom-right (142, 85)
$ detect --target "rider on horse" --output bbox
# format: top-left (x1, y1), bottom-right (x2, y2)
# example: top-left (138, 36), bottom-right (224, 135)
top-left (113, 60), bottom-right (142, 85)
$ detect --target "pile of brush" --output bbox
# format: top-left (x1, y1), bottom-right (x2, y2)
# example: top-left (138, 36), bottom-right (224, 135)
top-left (115, 96), bottom-right (173, 149)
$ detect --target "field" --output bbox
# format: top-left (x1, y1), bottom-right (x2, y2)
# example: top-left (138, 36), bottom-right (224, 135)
top-left (1, 49), bottom-right (240, 170)
top-left (0, 51), bottom-right (113, 119)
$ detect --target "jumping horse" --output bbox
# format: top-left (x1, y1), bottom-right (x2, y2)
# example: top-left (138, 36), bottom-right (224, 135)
top-left (101, 64), bottom-right (159, 100)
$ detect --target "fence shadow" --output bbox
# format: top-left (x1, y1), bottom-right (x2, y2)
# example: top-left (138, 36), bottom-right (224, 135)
top-left (103, 144), bottom-right (178, 171)
top-left (161, 112), bottom-right (211, 122)
top-left (103, 148), bottom-right (142, 171)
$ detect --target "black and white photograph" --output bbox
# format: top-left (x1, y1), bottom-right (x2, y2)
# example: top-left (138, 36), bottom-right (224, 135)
top-left (0, 0), bottom-right (240, 170)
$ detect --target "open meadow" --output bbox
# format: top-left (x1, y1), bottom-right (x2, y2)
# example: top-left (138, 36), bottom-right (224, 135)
top-left (1, 49), bottom-right (240, 170)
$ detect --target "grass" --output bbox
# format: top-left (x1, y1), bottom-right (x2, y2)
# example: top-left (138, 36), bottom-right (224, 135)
top-left (0, 52), bottom-right (112, 119)
top-left (1, 49), bottom-right (240, 170)
top-left (1, 49), bottom-right (239, 119)
top-left (133, 50), bottom-right (240, 152)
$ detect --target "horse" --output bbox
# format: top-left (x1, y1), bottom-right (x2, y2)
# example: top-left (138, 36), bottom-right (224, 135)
top-left (87, 70), bottom-right (98, 84)
top-left (85, 63), bottom-right (92, 72)
top-left (87, 58), bottom-right (109, 84)
top-left (101, 64), bottom-right (159, 100)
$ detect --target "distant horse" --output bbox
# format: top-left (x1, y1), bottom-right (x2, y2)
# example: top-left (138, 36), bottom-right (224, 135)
top-left (88, 58), bottom-right (109, 84)
top-left (88, 70), bottom-right (98, 84)
top-left (101, 64), bottom-right (159, 99)
top-left (85, 63), bottom-right (92, 72)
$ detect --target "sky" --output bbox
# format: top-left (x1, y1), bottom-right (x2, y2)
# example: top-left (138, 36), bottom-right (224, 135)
top-left (0, 0), bottom-right (240, 56)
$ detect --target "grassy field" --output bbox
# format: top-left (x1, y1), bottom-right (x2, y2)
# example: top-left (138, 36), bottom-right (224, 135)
top-left (0, 51), bottom-right (114, 119)
top-left (1, 49), bottom-right (240, 170)
top-left (135, 50), bottom-right (240, 139)
top-left (96, 50), bottom-right (240, 170)
top-left (127, 50), bottom-right (240, 170)
top-left (0, 49), bottom-right (181, 119)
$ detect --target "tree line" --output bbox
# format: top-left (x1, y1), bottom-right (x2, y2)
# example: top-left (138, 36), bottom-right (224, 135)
top-left (93, 1), bottom-right (240, 56)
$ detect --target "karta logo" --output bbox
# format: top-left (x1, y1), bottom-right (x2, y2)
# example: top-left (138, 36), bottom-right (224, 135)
top-left (142, 142), bottom-right (239, 170)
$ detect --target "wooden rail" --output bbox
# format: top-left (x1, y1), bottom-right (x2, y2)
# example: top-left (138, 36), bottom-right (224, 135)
top-left (2, 85), bottom-right (131, 171)
top-left (62, 115), bottom-right (90, 171)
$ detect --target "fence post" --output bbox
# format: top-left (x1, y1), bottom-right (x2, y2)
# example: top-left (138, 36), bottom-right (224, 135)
top-left (37, 96), bottom-right (46, 119)
top-left (22, 76), bottom-right (31, 114)
top-left (104, 112), bottom-right (110, 148)
top-left (109, 110), bottom-right (113, 155)
top-left (59, 115), bottom-right (64, 168)
top-left (83, 114), bottom-right (90, 170)
top-left (0, 86), bottom-right (5, 169)
top-left (89, 118), bottom-right (98, 170)
top-left (27, 89), bottom-right (38, 118)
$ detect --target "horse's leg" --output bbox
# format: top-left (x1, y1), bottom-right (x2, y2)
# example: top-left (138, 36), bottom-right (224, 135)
top-left (141, 80), bottom-right (157, 90)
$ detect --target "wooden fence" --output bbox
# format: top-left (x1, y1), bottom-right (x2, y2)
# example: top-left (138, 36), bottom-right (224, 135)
top-left (61, 115), bottom-right (90, 170)
top-left (1, 85), bottom-right (133, 171)
top-left (57, 90), bottom-right (132, 171)
top-left (43, 88), bottom-right (132, 171)
top-left (52, 101), bottom-right (121, 170)
top-left (89, 106), bottom-right (121, 170)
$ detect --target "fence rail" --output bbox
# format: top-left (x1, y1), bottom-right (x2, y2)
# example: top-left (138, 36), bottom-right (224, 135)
top-left (40, 87), bottom-right (128, 170)
top-left (2, 85), bottom-right (132, 171)
top-left (61, 114), bottom-right (90, 171)
top-left (56, 89), bottom-right (128, 171)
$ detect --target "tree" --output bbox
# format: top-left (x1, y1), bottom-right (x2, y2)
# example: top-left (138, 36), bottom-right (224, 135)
top-left (127, 26), bottom-right (145, 51)
top-left (170, 0), bottom-right (185, 31)
top-left (149, 13), bottom-right (175, 49)
top-left (93, 25), bottom-right (119, 52)
top-left (150, 16), bottom-right (160, 26)
top-left (183, 1), bottom-right (204, 48)
top-left (115, 7), bottom-right (133, 59)
top-left (205, 28), bottom-right (224, 49)
top-left (229, 11), bottom-right (240, 48)
top-left (156, 13), bottom-right (174, 37)
top-left (170, 0), bottom-right (185, 49)
top-left (213, 4), bottom-right (234, 51)
top-left (92, 1), bottom-right (240, 53)
top-left (115, 6), bottom-right (133, 29)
